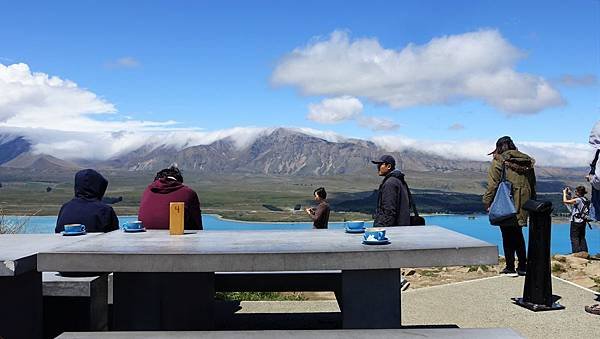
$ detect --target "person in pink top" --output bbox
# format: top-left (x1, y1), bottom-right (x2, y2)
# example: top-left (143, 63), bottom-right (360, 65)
top-left (138, 166), bottom-right (203, 230)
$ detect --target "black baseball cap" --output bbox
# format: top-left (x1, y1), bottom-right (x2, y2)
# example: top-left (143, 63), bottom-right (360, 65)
top-left (371, 155), bottom-right (396, 167)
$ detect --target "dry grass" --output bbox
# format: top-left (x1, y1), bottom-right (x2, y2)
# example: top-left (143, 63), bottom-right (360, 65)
top-left (0, 208), bottom-right (39, 234)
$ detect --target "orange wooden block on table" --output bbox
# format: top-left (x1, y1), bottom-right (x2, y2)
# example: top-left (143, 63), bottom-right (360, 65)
top-left (169, 202), bottom-right (185, 235)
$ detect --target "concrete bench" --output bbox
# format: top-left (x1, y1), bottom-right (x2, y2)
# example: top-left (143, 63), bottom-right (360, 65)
top-left (43, 272), bottom-right (109, 338)
top-left (55, 328), bottom-right (524, 338)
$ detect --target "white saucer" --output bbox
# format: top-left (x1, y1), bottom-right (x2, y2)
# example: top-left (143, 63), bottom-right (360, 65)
top-left (123, 228), bottom-right (146, 233)
top-left (362, 237), bottom-right (390, 245)
top-left (62, 231), bottom-right (87, 236)
top-left (345, 227), bottom-right (365, 233)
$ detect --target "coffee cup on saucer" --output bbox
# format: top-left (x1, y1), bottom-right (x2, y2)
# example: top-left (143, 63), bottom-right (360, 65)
top-left (123, 221), bottom-right (144, 231)
top-left (363, 227), bottom-right (386, 241)
top-left (64, 224), bottom-right (86, 234)
top-left (345, 221), bottom-right (365, 231)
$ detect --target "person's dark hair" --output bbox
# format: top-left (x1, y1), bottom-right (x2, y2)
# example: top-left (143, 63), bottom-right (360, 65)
top-left (575, 185), bottom-right (587, 197)
top-left (314, 187), bottom-right (327, 199)
top-left (492, 136), bottom-right (517, 155)
top-left (155, 166), bottom-right (183, 183)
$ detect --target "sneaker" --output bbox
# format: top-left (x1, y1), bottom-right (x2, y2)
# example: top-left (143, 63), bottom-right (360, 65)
top-left (572, 251), bottom-right (589, 259)
top-left (400, 276), bottom-right (410, 291)
top-left (585, 304), bottom-right (600, 315)
top-left (500, 267), bottom-right (516, 275)
top-left (516, 268), bottom-right (527, 276)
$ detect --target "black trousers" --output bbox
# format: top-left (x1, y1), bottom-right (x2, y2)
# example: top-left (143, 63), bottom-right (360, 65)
top-left (570, 221), bottom-right (588, 253)
top-left (500, 225), bottom-right (527, 270)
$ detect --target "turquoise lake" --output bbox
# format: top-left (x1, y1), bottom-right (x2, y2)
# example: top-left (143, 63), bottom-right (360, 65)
top-left (9, 214), bottom-right (600, 256)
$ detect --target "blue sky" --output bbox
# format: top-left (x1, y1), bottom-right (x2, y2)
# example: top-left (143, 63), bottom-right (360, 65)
top-left (0, 0), bottom-right (598, 165)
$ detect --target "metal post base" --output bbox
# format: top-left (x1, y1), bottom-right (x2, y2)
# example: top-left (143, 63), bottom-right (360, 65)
top-left (512, 297), bottom-right (565, 312)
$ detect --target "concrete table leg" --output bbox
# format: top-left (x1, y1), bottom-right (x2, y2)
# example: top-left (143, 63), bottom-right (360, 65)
top-left (113, 272), bottom-right (214, 330)
top-left (341, 269), bottom-right (400, 329)
top-left (0, 271), bottom-right (43, 339)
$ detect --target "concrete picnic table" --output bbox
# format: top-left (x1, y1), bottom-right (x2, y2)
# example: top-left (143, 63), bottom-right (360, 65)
top-left (37, 226), bottom-right (498, 330)
top-left (0, 233), bottom-right (100, 339)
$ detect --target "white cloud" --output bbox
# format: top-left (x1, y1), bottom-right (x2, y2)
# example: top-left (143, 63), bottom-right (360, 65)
top-left (291, 127), bottom-right (348, 143)
top-left (358, 116), bottom-right (399, 131)
top-left (0, 63), bottom-right (117, 127)
top-left (307, 96), bottom-right (398, 131)
top-left (2, 121), bottom-right (594, 167)
top-left (555, 74), bottom-right (598, 87)
top-left (106, 57), bottom-right (141, 69)
top-left (448, 123), bottom-right (465, 131)
top-left (0, 62), bottom-right (185, 134)
top-left (0, 125), bottom-right (274, 160)
top-left (272, 29), bottom-right (564, 114)
top-left (307, 96), bottom-right (363, 123)
top-left (372, 135), bottom-right (592, 167)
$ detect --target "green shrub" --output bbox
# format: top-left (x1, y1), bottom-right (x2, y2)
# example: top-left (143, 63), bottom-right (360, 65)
top-left (215, 292), bottom-right (307, 301)
top-left (551, 263), bottom-right (566, 274)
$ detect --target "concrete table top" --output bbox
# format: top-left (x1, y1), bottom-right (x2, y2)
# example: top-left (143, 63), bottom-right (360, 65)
top-left (0, 233), bottom-right (100, 276)
top-left (38, 226), bottom-right (498, 273)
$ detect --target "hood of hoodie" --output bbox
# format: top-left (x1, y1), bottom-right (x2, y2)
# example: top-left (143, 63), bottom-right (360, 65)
top-left (495, 150), bottom-right (535, 174)
top-left (149, 177), bottom-right (185, 194)
top-left (74, 169), bottom-right (108, 200)
top-left (385, 168), bottom-right (405, 181)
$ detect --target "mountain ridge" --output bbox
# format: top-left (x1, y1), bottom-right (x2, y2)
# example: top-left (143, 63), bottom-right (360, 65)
top-left (0, 128), bottom-right (585, 177)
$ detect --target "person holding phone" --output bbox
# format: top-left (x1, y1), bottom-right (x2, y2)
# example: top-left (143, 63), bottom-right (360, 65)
top-left (305, 187), bottom-right (330, 229)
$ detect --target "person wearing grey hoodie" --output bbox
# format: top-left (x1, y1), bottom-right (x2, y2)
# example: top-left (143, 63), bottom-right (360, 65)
top-left (372, 155), bottom-right (411, 227)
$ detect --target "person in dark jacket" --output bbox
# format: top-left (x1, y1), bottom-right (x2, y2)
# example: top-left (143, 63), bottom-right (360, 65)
top-left (55, 169), bottom-right (119, 233)
top-left (483, 136), bottom-right (536, 276)
top-left (138, 166), bottom-right (203, 230)
top-left (372, 155), bottom-right (410, 227)
top-left (305, 187), bottom-right (330, 229)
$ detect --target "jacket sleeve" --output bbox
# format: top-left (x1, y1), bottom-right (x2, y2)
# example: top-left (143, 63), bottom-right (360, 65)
top-left (483, 160), bottom-right (502, 206)
top-left (55, 204), bottom-right (66, 233)
top-left (308, 207), bottom-right (318, 221)
top-left (591, 174), bottom-right (600, 191)
top-left (529, 169), bottom-right (537, 200)
top-left (311, 204), bottom-right (328, 224)
top-left (106, 207), bottom-right (119, 232)
top-left (374, 181), bottom-right (399, 227)
top-left (187, 191), bottom-right (202, 230)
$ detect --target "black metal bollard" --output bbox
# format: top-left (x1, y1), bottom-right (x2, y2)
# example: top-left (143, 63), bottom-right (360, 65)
top-left (513, 199), bottom-right (565, 311)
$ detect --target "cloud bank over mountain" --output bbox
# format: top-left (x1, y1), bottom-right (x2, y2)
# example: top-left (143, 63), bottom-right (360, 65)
top-left (372, 135), bottom-right (593, 167)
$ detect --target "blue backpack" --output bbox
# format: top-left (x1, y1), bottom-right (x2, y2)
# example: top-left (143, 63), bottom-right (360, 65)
top-left (489, 164), bottom-right (517, 225)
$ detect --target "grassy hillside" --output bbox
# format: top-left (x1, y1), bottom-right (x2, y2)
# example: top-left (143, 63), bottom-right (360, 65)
top-left (0, 168), bottom-right (585, 220)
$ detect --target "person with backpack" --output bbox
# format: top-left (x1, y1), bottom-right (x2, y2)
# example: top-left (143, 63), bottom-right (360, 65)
top-left (562, 185), bottom-right (590, 258)
top-left (483, 136), bottom-right (536, 276)
top-left (372, 155), bottom-right (410, 227)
